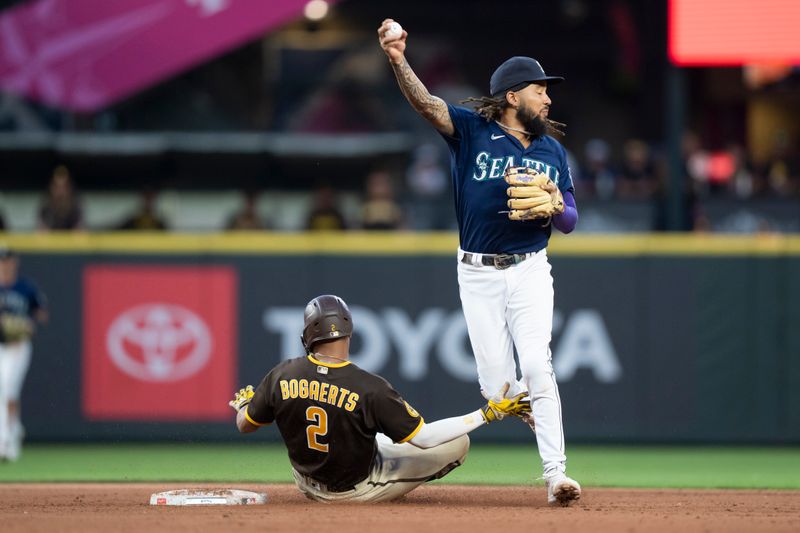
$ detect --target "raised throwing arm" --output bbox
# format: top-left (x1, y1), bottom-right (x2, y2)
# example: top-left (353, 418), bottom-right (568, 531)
top-left (378, 19), bottom-right (455, 136)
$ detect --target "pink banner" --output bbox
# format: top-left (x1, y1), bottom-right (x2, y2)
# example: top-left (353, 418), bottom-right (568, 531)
top-left (0, 0), bottom-right (326, 112)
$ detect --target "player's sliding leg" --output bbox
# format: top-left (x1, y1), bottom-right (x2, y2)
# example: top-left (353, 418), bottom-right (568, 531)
top-left (291, 434), bottom-right (469, 503)
top-left (357, 433), bottom-right (470, 502)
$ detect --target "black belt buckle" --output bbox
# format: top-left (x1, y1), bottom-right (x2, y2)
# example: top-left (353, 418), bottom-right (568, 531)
top-left (492, 254), bottom-right (517, 270)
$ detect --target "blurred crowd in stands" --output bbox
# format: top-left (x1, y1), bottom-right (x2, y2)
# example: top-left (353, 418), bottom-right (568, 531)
top-left (1, 129), bottom-right (797, 234)
top-left (575, 132), bottom-right (800, 201)
top-left (1, 0), bottom-right (798, 234)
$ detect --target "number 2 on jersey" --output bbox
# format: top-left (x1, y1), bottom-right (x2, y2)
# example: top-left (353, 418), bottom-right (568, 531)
top-left (305, 406), bottom-right (329, 453)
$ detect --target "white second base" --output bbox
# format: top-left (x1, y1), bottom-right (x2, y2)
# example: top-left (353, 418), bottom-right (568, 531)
top-left (150, 489), bottom-right (268, 506)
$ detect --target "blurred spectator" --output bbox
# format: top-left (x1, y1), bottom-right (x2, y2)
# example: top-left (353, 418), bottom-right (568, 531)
top-left (704, 150), bottom-right (737, 196)
top-left (0, 211), bottom-right (6, 231)
top-left (405, 144), bottom-right (450, 230)
top-left (682, 131), bottom-right (708, 193)
top-left (361, 171), bottom-right (404, 230)
top-left (685, 136), bottom-right (758, 198)
top-left (763, 133), bottom-right (800, 197)
top-left (117, 190), bottom-right (168, 231)
top-left (306, 185), bottom-right (347, 231)
top-left (227, 190), bottom-right (267, 230)
top-left (579, 139), bottom-right (616, 199)
top-left (617, 139), bottom-right (656, 199)
top-left (37, 166), bottom-right (82, 231)
top-left (727, 144), bottom-right (756, 199)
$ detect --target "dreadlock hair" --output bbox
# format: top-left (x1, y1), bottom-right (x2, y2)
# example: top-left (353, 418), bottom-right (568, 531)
top-left (461, 95), bottom-right (508, 122)
top-left (460, 95), bottom-right (567, 137)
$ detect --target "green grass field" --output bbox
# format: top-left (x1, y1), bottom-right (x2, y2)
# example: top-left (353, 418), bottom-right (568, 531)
top-left (1, 444), bottom-right (799, 489)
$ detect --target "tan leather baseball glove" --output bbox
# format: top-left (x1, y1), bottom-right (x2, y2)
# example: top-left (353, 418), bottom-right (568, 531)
top-left (504, 166), bottom-right (565, 221)
top-left (0, 314), bottom-right (33, 343)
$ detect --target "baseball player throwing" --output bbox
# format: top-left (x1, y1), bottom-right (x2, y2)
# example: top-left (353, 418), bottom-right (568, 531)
top-left (0, 246), bottom-right (47, 461)
top-left (379, 20), bottom-right (581, 505)
top-left (230, 294), bottom-right (530, 503)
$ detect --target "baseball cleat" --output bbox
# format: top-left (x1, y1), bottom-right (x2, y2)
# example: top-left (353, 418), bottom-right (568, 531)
top-left (545, 473), bottom-right (581, 506)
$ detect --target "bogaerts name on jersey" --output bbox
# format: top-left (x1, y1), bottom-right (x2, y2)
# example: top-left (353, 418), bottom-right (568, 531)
top-left (279, 379), bottom-right (359, 411)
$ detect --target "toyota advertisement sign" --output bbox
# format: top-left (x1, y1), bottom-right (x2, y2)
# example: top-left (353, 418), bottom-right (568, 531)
top-left (82, 266), bottom-right (237, 421)
top-left (9, 251), bottom-right (798, 443)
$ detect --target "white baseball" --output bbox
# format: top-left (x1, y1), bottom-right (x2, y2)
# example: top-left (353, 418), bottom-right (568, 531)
top-left (385, 22), bottom-right (403, 40)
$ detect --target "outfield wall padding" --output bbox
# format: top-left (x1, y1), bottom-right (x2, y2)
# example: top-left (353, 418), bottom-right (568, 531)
top-left (5, 233), bottom-right (798, 444)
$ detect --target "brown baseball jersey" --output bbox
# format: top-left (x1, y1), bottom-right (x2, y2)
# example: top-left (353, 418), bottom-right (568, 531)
top-left (245, 355), bottom-right (424, 491)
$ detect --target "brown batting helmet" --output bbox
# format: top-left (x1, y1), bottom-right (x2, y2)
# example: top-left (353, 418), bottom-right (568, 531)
top-left (301, 295), bottom-right (353, 353)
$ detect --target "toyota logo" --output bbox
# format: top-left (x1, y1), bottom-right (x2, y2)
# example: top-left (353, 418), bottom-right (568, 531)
top-left (106, 304), bottom-right (212, 382)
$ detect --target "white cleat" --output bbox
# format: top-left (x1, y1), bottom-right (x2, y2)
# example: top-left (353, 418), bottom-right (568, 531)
top-left (6, 436), bottom-right (20, 462)
top-left (546, 473), bottom-right (581, 506)
top-left (5, 424), bottom-right (24, 462)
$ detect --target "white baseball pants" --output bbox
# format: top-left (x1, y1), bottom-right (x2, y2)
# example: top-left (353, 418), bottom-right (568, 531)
top-left (457, 248), bottom-right (567, 475)
top-left (0, 341), bottom-right (32, 458)
top-left (293, 433), bottom-right (469, 502)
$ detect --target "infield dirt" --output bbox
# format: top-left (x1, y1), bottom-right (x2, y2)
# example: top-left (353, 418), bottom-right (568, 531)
top-left (1, 483), bottom-right (798, 533)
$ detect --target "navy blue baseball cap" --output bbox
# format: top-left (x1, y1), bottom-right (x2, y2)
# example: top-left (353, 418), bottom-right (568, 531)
top-left (490, 56), bottom-right (564, 97)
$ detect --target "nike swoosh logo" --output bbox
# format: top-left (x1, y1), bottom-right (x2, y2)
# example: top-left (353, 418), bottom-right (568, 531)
top-left (490, 134), bottom-right (505, 140)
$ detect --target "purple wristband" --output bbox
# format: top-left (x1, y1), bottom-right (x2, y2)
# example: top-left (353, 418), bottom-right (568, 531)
top-left (552, 191), bottom-right (578, 234)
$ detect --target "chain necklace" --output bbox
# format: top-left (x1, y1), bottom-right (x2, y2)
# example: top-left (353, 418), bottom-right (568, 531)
top-left (495, 120), bottom-right (533, 137)
top-left (313, 352), bottom-right (349, 364)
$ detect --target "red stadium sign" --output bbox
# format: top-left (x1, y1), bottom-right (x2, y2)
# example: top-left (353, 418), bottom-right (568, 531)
top-left (669, 0), bottom-right (800, 65)
top-left (82, 266), bottom-right (237, 421)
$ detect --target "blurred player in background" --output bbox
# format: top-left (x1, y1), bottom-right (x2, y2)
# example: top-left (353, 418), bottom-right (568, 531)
top-left (230, 294), bottom-right (530, 503)
top-left (0, 246), bottom-right (47, 461)
top-left (379, 19), bottom-right (581, 505)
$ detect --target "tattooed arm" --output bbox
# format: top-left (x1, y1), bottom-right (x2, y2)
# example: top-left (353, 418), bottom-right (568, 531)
top-left (390, 58), bottom-right (455, 136)
top-left (378, 19), bottom-right (455, 136)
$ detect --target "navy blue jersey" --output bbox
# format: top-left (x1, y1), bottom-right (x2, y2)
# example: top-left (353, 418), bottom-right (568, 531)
top-left (440, 104), bottom-right (575, 254)
top-left (0, 277), bottom-right (46, 319)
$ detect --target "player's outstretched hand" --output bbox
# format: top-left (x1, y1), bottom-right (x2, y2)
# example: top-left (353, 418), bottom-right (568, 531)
top-left (229, 385), bottom-right (255, 412)
top-left (378, 18), bottom-right (407, 65)
top-left (480, 382), bottom-right (532, 423)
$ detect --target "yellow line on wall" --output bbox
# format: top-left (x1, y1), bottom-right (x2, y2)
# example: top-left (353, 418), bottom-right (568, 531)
top-left (1, 232), bottom-right (799, 256)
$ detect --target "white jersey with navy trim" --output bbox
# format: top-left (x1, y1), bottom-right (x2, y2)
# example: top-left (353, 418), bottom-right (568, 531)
top-left (440, 104), bottom-right (575, 254)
